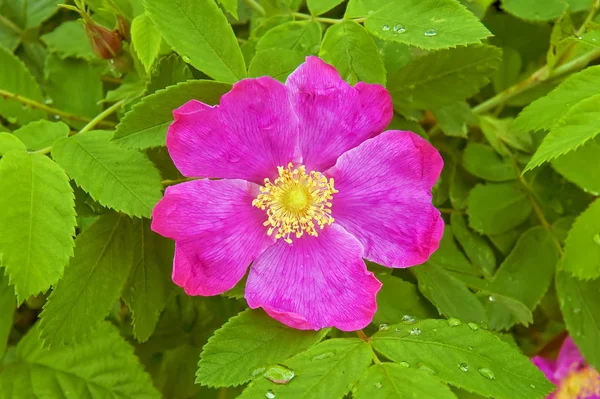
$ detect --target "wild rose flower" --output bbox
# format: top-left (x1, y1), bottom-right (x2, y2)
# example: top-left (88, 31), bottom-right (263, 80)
top-left (151, 57), bottom-right (443, 331)
top-left (532, 336), bottom-right (600, 398)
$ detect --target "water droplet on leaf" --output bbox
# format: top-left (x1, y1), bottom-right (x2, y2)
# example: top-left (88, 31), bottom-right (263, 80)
top-left (311, 352), bottom-right (335, 362)
top-left (400, 361), bottom-right (410, 368)
top-left (424, 28), bottom-right (438, 37)
top-left (382, 24), bottom-right (390, 31)
top-left (488, 295), bottom-right (495, 302)
top-left (53, 115), bottom-right (61, 121)
top-left (375, 381), bottom-right (382, 388)
top-left (265, 389), bottom-right (276, 399)
top-left (264, 365), bottom-right (294, 384)
top-left (478, 368), bottom-right (495, 380)
top-left (182, 55), bottom-right (191, 62)
top-left (401, 315), bottom-right (417, 324)
top-left (458, 363), bottom-right (469, 372)
top-left (467, 323), bottom-right (479, 331)
top-left (409, 328), bottom-right (422, 336)
top-left (593, 233), bottom-right (600, 245)
top-left (251, 367), bottom-right (266, 378)
top-left (530, 384), bottom-right (536, 389)
top-left (448, 318), bottom-right (461, 327)
top-left (379, 323), bottom-right (390, 331)
top-left (44, 98), bottom-right (53, 105)
top-left (392, 24), bottom-right (406, 34)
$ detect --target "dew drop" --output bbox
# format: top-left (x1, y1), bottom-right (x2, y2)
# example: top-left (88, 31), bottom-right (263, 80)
top-left (392, 24), bottom-right (406, 34)
top-left (467, 323), bottom-right (479, 331)
top-left (468, 346), bottom-right (474, 350)
top-left (458, 363), bottom-right (469, 372)
top-left (379, 323), bottom-right (390, 331)
top-left (478, 368), bottom-right (495, 380)
top-left (488, 295), bottom-right (495, 302)
top-left (400, 361), bottom-right (410, 368)
top-left (53, 115), bottom-right (61, 121)
top-left (182, 55), bottom-right (191, 63)
top-left (251, 367), bottom-right (266, 378)
top-left (448, 318), bottom-right (462, 327)
top-left (394, 327), bottom-right (401, 332)
top-left (375, 381), bottom-right (382, 388)
top-left (530, 384), bottom-right (536, 389)
top-left (424, 28), bottom-right (438, 37)
top-left (593, 233), bottom-right (600, 245)
top-left (264, 365), bottom-right (294, 385)
top-left (382, 24), bottom-right (390, 31)
top-left (311, 352), bottom-right (335, 362)
top-left (44, 98), bottom-right (54, 105)
top-left (409, 327), bottom-right (422, 336)
top-left (265, 389), bottom-right (276, 399)
top-left (401, 315), bottom-right (417, 324)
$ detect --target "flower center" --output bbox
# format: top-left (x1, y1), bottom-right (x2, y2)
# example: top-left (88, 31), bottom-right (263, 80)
top-left (556, 366), bottom-right (600, 399)
top-left (252, 163), bottom-right (337, 244)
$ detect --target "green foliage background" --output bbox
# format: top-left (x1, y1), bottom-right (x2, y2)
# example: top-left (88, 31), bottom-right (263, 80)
top-left (1, 0), bottom-right (599, 397)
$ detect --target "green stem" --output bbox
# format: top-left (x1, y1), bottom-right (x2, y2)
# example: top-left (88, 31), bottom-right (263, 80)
top-left (292, 12), bottom-right (365, 24)
top-left (576, 0), bottom-right (600, 37)
top-left (161, 177), bottom-right (195, 186)
top-left (0, 88), bottom-right (116, 128)
top-left (0, 14), bottom-right (22, 35)
top-left (244, 0), bottom-right (266, 16)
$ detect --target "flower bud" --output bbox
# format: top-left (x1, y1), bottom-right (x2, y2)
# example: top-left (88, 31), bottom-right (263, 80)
top-left (116, 15), bottom-right (131, 42)
top-left (84, 19), bottom-right (122, 59)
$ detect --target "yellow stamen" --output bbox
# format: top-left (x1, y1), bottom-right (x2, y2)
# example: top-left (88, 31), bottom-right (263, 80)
top-left (556, 366), bottom-right (600, 399)
top-left (252, 163), bottom-right (337, 244)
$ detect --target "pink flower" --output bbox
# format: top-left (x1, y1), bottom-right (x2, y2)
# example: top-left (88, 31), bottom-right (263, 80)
top-left (532, 336), bottom-right (600, 398)
top-left (151, 57), bottom-right (444, 331)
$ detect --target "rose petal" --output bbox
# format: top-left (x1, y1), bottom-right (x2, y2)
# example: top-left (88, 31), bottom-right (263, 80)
top-left (286, 56), bottom-right (393, 172)
top-left (152, 179), bottom-right (273, 295)
top-left (166, 77), bottom-right (299, 183)
top-left (326, 130), bottom-right (444, 268)
top-left (555, 336), bottom-right (586, 380)
top-left (245, 224), bottom-right (381, 331)
top-left (532, 356), bottom-right (559, 385)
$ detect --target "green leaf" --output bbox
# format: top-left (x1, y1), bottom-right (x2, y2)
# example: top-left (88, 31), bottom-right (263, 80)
top-left (122, 218), bottom-right (174, 342)
top-left (144, 0), bottom-right (246, 83)
top-left (158, 344), bottom-right (203, 398)
top-left (12, 120), bottom-right (69, 151)
top-left (131, 14), bottom-right (162, 73)
top-left (112, 80), bottom-right (231, 149)
top-left (44, 55), bottom-right (102, 129)
top-left (41, 20), bottom-right (96, 60)
top-left (501, 0), bottom-right (591, 21)
top-left (525, 94), bottom-right (600, 171)
top-left (0, 45), bottom-right (44, 125)
top-left (319, 21), bottom-right (386, 85)
top-left (431, 102), bottom-right (474, 138)
top-left (39, 212), bottom-right (134, 346)
top-left (371, 319), bottom-right (554, 399)
top-left (451, 214), bottom-right (496, 278)
top-left (0, 151), bottom-right (75, 302)
top-left (373, 274), bottom-right (434, 326)
top-left (256, 21), bottom-right (322, 55)
top-left (0, 322), bottom-right (160, 398)
top-left (562, 199), bottom-right (600, 279)
top-left (556, 271), bottom-right (600, 369)
top-left (146, 54), bottom-right (194, 95)
top-left (0, 16), bottom-right (21, 52)
top-left (552, 136), bottom-right (600, 195)
top-left (308, 0), bottom-right (344, 15)
top-left (467, 182), bottom-right (532, 235)
top-left (485, 294), bottom-right (533, 330)
top-left (22, 0), bottom-right (58, 28)
top-left (364, 0), bottom-right (491, 50)
top-left (388, 44), bottom-right (501, 110)
top-left (52, 130), bottom-right (163, 218)
top-left (355, 363), bottom-right (459, 399)
top-left (493, 47), bottom-right (522, 93)
top-left (238, 338), bottom-right (372, 399)
top-left (429, 229), bottom-right (480, 276)
top-left (197, 308), bottom-right (328, 387)
top-left (248, 49), bottom-right (305, 81)
top-left (0, 132), bottom-right (26, 155)
top-left (0, 274), bottom-right (16, 357)
top-left (346, 0), bottom-right (390, 18)
top-left (462, 142), bottom-right (518, 182)
top-left (513, 65), bottom-right (600, 134)
top-left (217, 0), bottom-right (238, 19)
top-left (480, 116), bottom-right (532, 154)
top-left (413, 263), bottom-right (488, 323)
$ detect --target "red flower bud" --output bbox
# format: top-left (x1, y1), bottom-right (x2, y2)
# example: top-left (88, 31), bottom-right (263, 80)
top-left (84, 19), bottom-right (122, 59)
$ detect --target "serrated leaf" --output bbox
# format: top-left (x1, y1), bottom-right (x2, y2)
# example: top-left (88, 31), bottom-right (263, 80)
top-left (112, 80), bottom-right (230, 149)
top-left (217, 0), bottom-right (238, 19)
top-left (355, 363), bottom-right (459, 399)
top-left (0, 132), bottom-right (26, 155)
top-left (131, 14), bottom-right (162, 73)
top-left (365, 0), bottom-right (491, 50)
top-left (463, 142), bottom-right (518, 182)
top-left (256, 21), bottom-right (322, 55)
top-left (552, 136), bottom-right (600, 195)
top-left (197, 308), bottom-right (328, 387)
top-left (345, 0), bottom-right (390, 18)
top-left (52, 130), bottom-right (163, 218)
top-left (144, 0), bottom-right (246, 83)
top-left (429, 229), bottom-right (480, 276)
top-left (562, 199), bottom-right (600, 279)
top-left (480, 116), bottom-right (532, 154)
top-left (41, 21), bottom-right (96, 60)
top-left (485, 294), bottom-right (533, 329)
top-left (388, 44), bottom-right (501, 110)
top-left (308, 0), bottom-right (344, 15)
top-left (12, 120), bottom-right (69, 151)
top-left (0, 274), bottom-right (15, 356)
top-left (373, 274), bottom-right (434, 326)
top-left (556, 271), bottom-right (600, 369)
top-left (525, 93), bottom-right (600, 171)
top-left (146, 54), bottom-right (193, 95)
top-left (467, 182), bottom-right (532, 235)
top-left (319, 20), bottom-right (386, 85)
top-left (0, 322), bottom-right (160, 398)
top-left (238, 338), bottom-right (372, 399)
top-left (248, 49), bottom-right (305, 81)
top-left (39, 212), bottom-right (134, 346)
top-left (413, 263), bottom-right (488, 323)
top-left (513, 65), bottom-right (600, 134)
top-left (371, 319), bottom-right (554, 399)
top-left (0, 151), bottom-right (75, 302)
top-left (432, 102), bottom-right (474, 138)
top-left (22, 0), bottom-right (58, 28)
top-left (451, 214), bottom-right (496, 278)
top-left (122, 218), bottom-right (174, 342)
top-left (0, 45), bottom-right (44, 124)
top-left (45, 55), bottom-right (102, 129)
top-left (501, 0), bottom-right (591, 21)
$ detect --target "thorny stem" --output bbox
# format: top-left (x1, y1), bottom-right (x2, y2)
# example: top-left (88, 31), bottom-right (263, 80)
top-left (0, 88), bottom-right (116, 129)
top-left (292, 12), bottom-right (365, 24)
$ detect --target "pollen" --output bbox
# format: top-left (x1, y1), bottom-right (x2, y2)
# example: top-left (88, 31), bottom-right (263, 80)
top-left (252, 163), bottom-right (337, 244)
top-left (556, 366), bottom-right (600, 399)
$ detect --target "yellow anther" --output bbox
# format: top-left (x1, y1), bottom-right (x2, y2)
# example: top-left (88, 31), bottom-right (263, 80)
top-left (556, 366), bottom-right (600, 399)
top-left (252, 163), bottom-right (337, 244)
